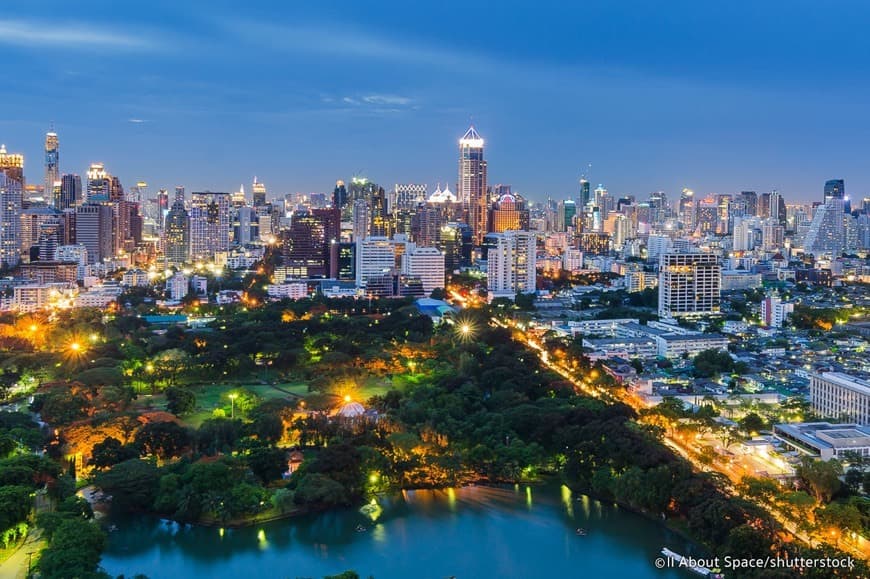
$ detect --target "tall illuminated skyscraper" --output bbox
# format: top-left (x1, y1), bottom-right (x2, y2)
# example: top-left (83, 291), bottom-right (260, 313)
top-left (457, 126), bottom-right (487, 244)
top-left (0, 144), bottom-right (24, 186)
top-left (190, 191), bottom-right (230, 260)
top-left (0, 173), bottom-right (23, 268)
top-left (86, 163), bottom-right (110, 202)
top-left (44, 131), bottom-right (59, 197)
top-left (252, 177), bottom-right (267, 207)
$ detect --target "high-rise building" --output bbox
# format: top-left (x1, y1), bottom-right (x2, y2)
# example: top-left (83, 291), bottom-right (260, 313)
top-left (393, 184), bottom-right (427, 212)
top-left (370, 185), bottom-right (390, 237)
top-left (190, 191), bottom-right (231, 260)
top-left (489, 193), bottom-right (530, 233)
top-left (457, 126), bottom-right (488, 244)
top-left (739, 191), bottom-right (758, 217)
top-left (401, 246), bottom-right (446, 295)
top-left (75, 203), bottom-right (114, 264)
top-left (86, 163), bottom-right (111, 202)
top-left (410, 204), bottom-right (443, 247)
top-left (352, 198), bottom-right (370, 242)
top-left (252, 177), bottom-right (267, 207)
top-left (809, 372), bottom-right (870, 425)
top-left (803, 197), bottom-right (845, 256)
top-left (579, 178), bottom-right (591, 211)
top-left (770, 190), bottom-right (786, 227)
top-left (487, 230), bottom-right (536, 299)
top-left (356, 237), bottom-right (398, 289)
top-left (0, 144), bottom-right (24, 186)
top-left (55, 174), bottom-right (82, 211)
top-left (439, 222), bottom-right (472, 272)
top-left (0, 173), bottom-right (23, 268)
top-left (824, 179), bottom-right (845, 200)
top-left (679, 188), bottom-right (695, 230)
top-left (164, 199), bottom-right (190, 265)
top-left (762, 223), bottom-right (784, 251)
top-left (44, 131), bottom-right (59, 197)
top-left (760, 292), bottom-right (793, 328)
top-left (333, 180), bottom-right (348, 211)
top-left (658, 252), bottom-right (721, 319)
top-left (281, 207), bottom-right (340, 278)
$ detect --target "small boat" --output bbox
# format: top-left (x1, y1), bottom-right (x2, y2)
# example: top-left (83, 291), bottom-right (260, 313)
top-left (575, 528), bottom-right (587, 536)
top-left (355, 524), bottom-right (367, 532)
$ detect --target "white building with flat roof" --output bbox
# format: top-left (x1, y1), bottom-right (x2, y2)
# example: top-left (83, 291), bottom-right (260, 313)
top-left (401, 246), bottom-right (445, 295)
top-left (810, 372), bottom-right (870, 425)
top-left (774, 422), bottom-right (870, 461)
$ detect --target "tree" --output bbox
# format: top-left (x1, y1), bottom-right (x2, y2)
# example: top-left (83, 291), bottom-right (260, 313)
top-left (738, 412), bottom-right (765, 436)
top-left (797, 458), bottom-right (842, 503)
top-left (692, 349), bottom-right (734, 378)
top-left (37, 518), bottom-right (107, 579)
top-left (90, 437), bottom-right (138, 470)
top-left (165, 387), bottom-right (196, 416)
top-left (0, 485), bottom-right (32, 532)
top-left (294, 473), bottom-right (349, 507)
top-left (94, 459), bottom-right (160, 511)
top-left (246, 446), bottom-right (287, 483)
top-left (134, 421), bottom-right (191, 460)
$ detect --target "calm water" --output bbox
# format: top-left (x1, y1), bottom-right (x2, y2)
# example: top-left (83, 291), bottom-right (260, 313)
top-left (102, 484), bottom-right (700, 578)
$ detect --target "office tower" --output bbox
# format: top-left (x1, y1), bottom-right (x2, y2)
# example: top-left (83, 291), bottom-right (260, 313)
top-left (593, 185), bottom-right (609, 220)
top-left (109, 176), bottom-right (124, 202)
top-left (0, 173), bottom-right (23, 268)
top-left (439, 222), bottom-right (472, 272)
top-left (761, 292), bottom-right (793, 328)
top-left (190, 191), bottom-right (230, 260)
top-left (352, 198), bottom-right (370, 241)
top-left (803, 197), bottom-right (845, 256)
top-left (333, 180), bottom-right (348, 210)
top-left (370, 185), bottom-right (390, 237)
top-left (393, 184), bottom-right (427, 211)
top-left (55, 174), bottom-right (82, 211)
top-left (252, 177), bottom-right (267, 207)
top-left (758, 192), bottom-right (771, 219)
top-left (695, 198), bottom-right (718, 234)
top-left (658, 252), bottom-right (721, 319)
top-left (579, 178), bottom-right (591, 210)
top-left (114, 201), bottom-right (142, 255)
top-left (75, 204), bottom-right (114, 264)
top-left (740, 191), bottom-right (758, 217)
top-left (356, 237), bottom-right (398, 288)
top-left (716, 194), bottom-right (732, 234)
top-left (649, 191), bottom-right (667, 224)
top-left (732, 218), bottom-right (756, 252)
top-left (824, 179), bottom-right (845, 200)
top-left (164, 199), bottom-right (190, 265)
top-left (457, 126), bottom-right (488, 244)
top-left (233, 206), bottom-right (256, 245)
top-left (646, 234), bottom-right (673, 261)
top-left (562, 199), bottom-right (577, 231)
top-left (809, 372), bottom-right (870, 425)
top-left (37, 216), bottom-right (63, 262)
top-left (331, 242), bottom-right (356, 280)
top-left (281, 207), bottom-right (340, 278)
top-left (410, 204), bottom-right (443, 247)
top-left (85, 163), bottom-right (110, 202)
top-left (762, 223), bottom-right (784, 251)
top-left (0, 144), bottom-right (24, 187)
top-left (401, 246), bottom-right (445, 295)
top-left (173, 186), bottom-right (185, 205)
top-left (44, 131), bottom-right (59, 197)
top-left (156, 189), bottom-right (169, 226)
top-left (231, 184), bottom-right (246, 208)
top-left (577, 232), bottom-right (611, 255)
top-left (487, 230), bottom-right (536, 298)
top-left (490, 193), bottom-right (530, 233)
top-left (770, 190), bottom-right (786, 227)
top-left (20, 207), bottom-right (61, 257)
top-left (128, 181), bottom-right (147, 204)
top-left (679, 189), bottom-right (695, 230)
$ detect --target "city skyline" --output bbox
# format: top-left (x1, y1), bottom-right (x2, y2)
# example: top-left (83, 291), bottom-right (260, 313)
top-left (4, 1), bottom-right (870, 202)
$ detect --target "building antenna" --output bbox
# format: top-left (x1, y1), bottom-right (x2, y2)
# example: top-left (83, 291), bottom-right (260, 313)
top-left (580, 163), bottom-right (592, 180)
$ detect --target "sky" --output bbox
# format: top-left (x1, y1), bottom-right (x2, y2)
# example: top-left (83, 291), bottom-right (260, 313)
top-left (2, 0), bottom-right (870, 204)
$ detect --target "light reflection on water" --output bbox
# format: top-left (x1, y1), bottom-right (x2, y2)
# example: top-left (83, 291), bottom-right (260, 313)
top-left (103, 484), bottom-right (697, 579)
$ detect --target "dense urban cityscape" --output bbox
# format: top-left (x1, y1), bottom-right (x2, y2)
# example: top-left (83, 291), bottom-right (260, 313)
top-left (3, 3), bottom-right (870, 579)
top-left (0, 120), bottom-right (867, 577)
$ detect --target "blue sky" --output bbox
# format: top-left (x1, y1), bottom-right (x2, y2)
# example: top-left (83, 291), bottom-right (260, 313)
top-left (2, 0), bottom-right (870, 203)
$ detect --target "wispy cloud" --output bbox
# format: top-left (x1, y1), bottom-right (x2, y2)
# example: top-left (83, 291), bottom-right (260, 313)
top-left (127, 118), bottom-right (148, 124)
top-left (0, 19), bottom-right (152, 50)
top-left (361, 95), bottom-right (412, 106)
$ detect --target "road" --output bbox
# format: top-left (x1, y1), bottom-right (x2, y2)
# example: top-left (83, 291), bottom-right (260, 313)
top-left (0, 530), bottom-right (43, 579)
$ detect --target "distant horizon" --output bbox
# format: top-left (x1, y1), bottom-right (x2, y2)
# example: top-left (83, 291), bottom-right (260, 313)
top-left (4, 2), bottom-right (870, 204)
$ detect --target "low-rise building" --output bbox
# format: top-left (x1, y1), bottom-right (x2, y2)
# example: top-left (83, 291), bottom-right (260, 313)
top-left (655, 333), bottom-right (729, 358)
top-left (774, 422), bottom-right (870, 461)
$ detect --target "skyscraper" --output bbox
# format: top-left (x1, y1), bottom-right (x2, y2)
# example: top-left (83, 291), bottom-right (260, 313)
top-left (824, 179), bottom-right (845, 200)
top-left (457, 126), bottom-right (487, 244)
top-left (333, 180), bottom-right (348, 211)
top-left (190, 191), bottom-right (231, 260)
top-left (164, 199), bottom-right (190, 265)
top-left (0, 144), bottom-right (24, 186)
top-left (803, 197), bottom-right (845, 256)
top-left (86, 163), bottom-right (110, 202)
top-left (486, 230), bottom-right (537, 299)
top-left (739, 191), bottom-right (758, 217)
top-left (252, 177), bottom-right (267, 207)
top-left (370, 184), bottom-right (390, 237)
top-left (0, 173), bottom-right (23, 268)
top-left (679, 188), bottom-right (695, 230)
top-left (281, 207), bottom-right (340, 278)
top-left (44, 131), bottom-right (59, 197)
top-left (75, 203), bottom-right (114, 264)
top-left (579, 178), bottom-right (591, 210)
top-left (658, 252), bottom-right (721, 319)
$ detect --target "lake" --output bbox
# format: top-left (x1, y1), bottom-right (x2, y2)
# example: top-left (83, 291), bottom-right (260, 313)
top-left (102, 484), bottom-right (700, 578)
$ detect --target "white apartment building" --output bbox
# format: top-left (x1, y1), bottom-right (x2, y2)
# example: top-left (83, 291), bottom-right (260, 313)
top-left (658, 252), bottom-right (721, 319)
top-left (810, 372), bottom-right (870, 425)
top-left (401, 246), bottom-right (445, 295)
top-left (487, 230), bottom-right (536, 300)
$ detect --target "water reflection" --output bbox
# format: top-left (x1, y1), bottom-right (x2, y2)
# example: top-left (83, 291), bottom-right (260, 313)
top-left (103, 484), bottom-right (698, 579)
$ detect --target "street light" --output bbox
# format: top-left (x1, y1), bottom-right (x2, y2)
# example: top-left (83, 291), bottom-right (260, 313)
top-left (229, 393), bottom-right (238, 419)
